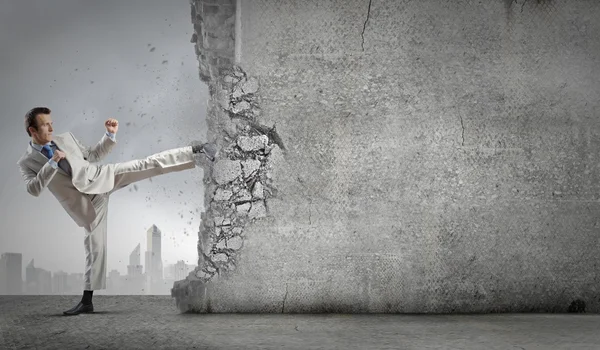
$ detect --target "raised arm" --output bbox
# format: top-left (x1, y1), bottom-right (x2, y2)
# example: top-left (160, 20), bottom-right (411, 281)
top-left (69, 131), bottom-right (116, 163)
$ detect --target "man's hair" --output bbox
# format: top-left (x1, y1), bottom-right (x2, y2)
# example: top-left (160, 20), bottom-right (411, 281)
top-left (25, 107), bottom-right (51, 137)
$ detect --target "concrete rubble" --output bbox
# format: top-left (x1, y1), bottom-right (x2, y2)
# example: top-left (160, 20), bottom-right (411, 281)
top-left (189, 65), bottom-right (280, 283)
top-left (173, 19), bottom-right (282, 309)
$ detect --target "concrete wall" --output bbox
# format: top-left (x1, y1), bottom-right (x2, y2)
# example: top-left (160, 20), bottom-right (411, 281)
top-left (173, 0), bottom-right (600, 313)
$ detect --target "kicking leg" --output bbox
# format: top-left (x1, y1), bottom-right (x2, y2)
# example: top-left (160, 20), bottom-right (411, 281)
top-left (109, 143), bottom-right (217, 192)
top-left (111, 146), bottom-right (196, 192)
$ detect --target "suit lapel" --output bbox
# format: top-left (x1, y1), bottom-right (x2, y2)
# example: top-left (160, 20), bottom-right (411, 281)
top-left (26, 143), bottom-right (51, 167)
top-left (51, 135), bottom-right (72, 176)
top-left (25, 136), bottom-right (69, 176)
top-left (53, 135), bottom-right (65, 153)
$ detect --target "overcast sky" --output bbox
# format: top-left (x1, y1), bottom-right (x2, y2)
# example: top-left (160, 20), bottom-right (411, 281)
top-left (0, 0), bottom-right (208, 277)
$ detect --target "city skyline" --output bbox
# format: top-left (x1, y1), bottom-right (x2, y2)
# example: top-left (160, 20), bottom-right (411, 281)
top-left (4, 223), bottom-right (200, 277)
top-left (0, 223), bottom-right (195, 295)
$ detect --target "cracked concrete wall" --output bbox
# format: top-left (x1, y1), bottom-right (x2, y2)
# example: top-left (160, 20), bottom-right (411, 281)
top-left (174, 0), bottom-right (600, 313)
top-left (172, 0), bottom-right (285, 310)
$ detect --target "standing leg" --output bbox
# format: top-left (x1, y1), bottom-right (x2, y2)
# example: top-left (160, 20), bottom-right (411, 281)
top-left (63, 193), bottom-right (109, 316)
top-left (83, 193), bottom-right (110, 291)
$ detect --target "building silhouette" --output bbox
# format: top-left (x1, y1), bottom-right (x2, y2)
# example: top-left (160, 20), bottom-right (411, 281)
top-left (130, 243), bottom-right (141, 266)
top-left (25, 259), bottom-right (52, 294)
top-left (52, 270), bottom-right (69, 295)
top-left (123, 243), bottom-right (144, 294)
top-left (0, 253), bottom-right (22, 295)
top-left (165, 260), bottom-right (195, 282)
top-left (107, 269), bottom-right (122, 293)
top-left (128, 243), bottom-right (144, 278)
top-left (145, 224), bottom-right (163, 294)
top-left (38, 269), bottom-right (52, 294)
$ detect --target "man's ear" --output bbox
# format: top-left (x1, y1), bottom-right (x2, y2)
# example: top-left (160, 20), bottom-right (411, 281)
top-left (28, 126), bottom-right (37, 136)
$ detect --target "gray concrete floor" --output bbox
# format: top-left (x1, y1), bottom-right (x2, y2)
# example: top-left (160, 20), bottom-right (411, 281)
top-left (0, 296), bottom-right (599, 349)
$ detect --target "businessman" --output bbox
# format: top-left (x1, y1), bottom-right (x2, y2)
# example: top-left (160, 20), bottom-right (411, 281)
top-left (17, 107), bottom-right (217, 315)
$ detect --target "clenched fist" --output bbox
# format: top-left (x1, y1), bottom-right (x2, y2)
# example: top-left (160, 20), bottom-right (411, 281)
top-left (105, 118), bottom-right (119, 134)
top-left (51, 150), bottom-right (66, 162)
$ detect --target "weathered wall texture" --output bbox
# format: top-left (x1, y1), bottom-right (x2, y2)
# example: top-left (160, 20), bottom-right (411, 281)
top-left (174, 0), bottom-right (600, 313)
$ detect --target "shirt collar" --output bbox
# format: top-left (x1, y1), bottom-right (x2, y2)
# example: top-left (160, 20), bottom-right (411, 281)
top-left (30, 140), bottom-right (52, 152)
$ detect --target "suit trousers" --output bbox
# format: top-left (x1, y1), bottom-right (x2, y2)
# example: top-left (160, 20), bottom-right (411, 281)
top-left (82, 146), bottom-right (196, 290)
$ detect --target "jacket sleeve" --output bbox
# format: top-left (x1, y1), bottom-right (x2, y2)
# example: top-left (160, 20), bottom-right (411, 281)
top-left (70, 132), bottom-right (116, 163)
top-left (18, 159), bottom-right (58, 197)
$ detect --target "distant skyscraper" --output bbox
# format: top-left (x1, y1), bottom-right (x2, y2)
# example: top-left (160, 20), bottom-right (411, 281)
top-left (52, 271), bottom-right (68, 295)
top-left (67, 273), bottom-right (84, 294)
top-left (107, 269), bottom-right (122, 294)
top-left (37, 268), bottom-right (52, 294)
top-left (163, 260), bottom-right (195, 295)
top-left (163, 265), bottom-right (174, 280)
top-left (127, 264), bottom-right (144, 277)
top-left (25, 259), bottom-right (37, 294)
top-left (0, 253), bottom-right (22, 295)
top-left (146, 224), bottom-right (163, 294)
top-left (147, 225), bottom-right (162, 267)
top-left (24, 259), bottom-right (52, 294)
top-left (144, 251), bottom-right (152, 275)
top-left (130, 243), bottom-right (141, 266)
top-left (124, 264), bottom-right (144, 295)
top-left (127, 243), bottom-right (144, 277)
top-left (170, 260), bottom-right (195, 282)
top-left (146, 225), bottom-right (162, 277)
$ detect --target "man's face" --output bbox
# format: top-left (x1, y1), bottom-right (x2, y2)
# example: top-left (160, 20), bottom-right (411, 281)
top-left (31, 113), bottom-right (53, 144)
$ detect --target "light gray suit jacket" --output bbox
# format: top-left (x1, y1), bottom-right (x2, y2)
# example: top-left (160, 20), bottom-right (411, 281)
top-left (17, 132), bottom-right (117, 228)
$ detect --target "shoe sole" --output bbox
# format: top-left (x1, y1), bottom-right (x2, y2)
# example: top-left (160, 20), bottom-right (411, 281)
top-left (63, 309), bottom-right (94, 316)
top-left (198, 150), bottom-right (215, 162)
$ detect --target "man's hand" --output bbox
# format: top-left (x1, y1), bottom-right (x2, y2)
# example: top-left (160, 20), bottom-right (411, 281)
top-left (105, 118), bottom-right (119, 134)
top-left (51, 150), bottom-right (66, 162)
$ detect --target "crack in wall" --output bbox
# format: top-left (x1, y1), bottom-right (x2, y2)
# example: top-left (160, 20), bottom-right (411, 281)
top-left (309, 199), bottom-right (312, 225)
top-left (361, 0), bottom-right (373, 51)
top-left (458, 114), bottom-right (465, 146)
top-left (521, 0), bottom-right (529, 12)
top-left (282, 283), bottom-right (289, 313)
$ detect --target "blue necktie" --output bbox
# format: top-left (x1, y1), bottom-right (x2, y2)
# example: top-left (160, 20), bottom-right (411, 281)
top-left (41, 144), bottom-right (53, 159)
top-left (42, 143), bottom-right (71, 175)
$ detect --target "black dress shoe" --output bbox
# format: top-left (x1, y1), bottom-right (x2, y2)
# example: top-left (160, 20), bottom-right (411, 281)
top-left (63, 302), bottom-right (94, 316)
top-left (192, 142), bottom-right (218, 161)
